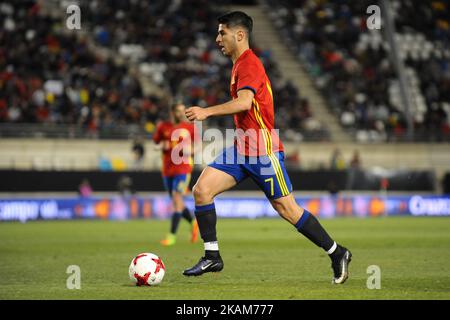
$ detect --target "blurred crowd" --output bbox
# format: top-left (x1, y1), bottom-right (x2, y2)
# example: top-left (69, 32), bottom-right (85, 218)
top-left (0, 0), bottom-right (156, 137)
top-left (0, 0), bottom-right (328, 141)
top-left (265, 0), bottom-right (450, 142)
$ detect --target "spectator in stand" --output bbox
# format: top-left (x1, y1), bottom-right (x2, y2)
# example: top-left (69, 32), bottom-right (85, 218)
top-left (349, 150), bottom-right (361, 169)
top-left (78, 179), bottom-right (93, 198)
top-left (131, 136), bottom-right (146, 170)
top-left (330, 148), bottom-right (346, 170)
top-left (346, 150), bottom-right (361, 190)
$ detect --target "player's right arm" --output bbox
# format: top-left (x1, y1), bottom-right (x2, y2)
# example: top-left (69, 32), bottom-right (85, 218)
top-left (185, 89), bottom-right (254, 121)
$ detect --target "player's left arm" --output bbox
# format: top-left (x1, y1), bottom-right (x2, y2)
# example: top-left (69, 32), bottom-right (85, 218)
top-left (185, 89), bottom-right (254, 121)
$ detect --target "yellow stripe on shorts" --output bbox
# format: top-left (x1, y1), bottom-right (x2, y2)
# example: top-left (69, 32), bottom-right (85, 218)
top-left (252, 99), bottom-right (289, 196)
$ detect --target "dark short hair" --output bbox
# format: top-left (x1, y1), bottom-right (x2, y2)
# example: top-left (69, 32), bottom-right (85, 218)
top-left (217, 11), bottom-right (253, 34)
top-left (171, 103), bottom-right (184, 111)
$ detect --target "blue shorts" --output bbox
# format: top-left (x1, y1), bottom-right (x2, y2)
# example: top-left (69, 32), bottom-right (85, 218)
top-left (163, 174), bottom-right (191, 196)
top-left (208, 146), bottom-right (293, 199)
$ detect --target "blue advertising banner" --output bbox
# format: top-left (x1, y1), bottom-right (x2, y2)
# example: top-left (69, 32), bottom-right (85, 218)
top-left (0, 195), bottom-right (449, 222)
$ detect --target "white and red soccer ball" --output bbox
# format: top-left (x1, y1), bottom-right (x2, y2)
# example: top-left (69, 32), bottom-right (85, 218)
top-left (129, 253), bottom-right (165, 286)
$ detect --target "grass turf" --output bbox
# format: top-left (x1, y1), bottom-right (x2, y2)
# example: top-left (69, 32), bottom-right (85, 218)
top-left (0, 217), bottom-right (449, 300)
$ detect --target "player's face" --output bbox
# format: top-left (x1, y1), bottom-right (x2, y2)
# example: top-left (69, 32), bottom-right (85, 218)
top-left (216, 24), bottom-right (237, 56)
top-left (172, 104), bottom-right (186, 122)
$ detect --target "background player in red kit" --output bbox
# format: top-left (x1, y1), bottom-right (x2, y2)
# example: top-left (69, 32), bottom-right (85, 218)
top-left (183, 11), bottom-right (352, 284)
top-left (153, 103), bottom-right (199, 246)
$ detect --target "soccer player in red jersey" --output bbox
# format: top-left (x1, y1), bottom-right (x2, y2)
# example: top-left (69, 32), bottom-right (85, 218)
top-left (153, 103), bottom-right (199, 246)
top-left (183, 12), bottom-right (352, 284)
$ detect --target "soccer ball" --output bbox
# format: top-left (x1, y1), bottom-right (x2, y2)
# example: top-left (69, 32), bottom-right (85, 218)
top-left (129, 252), bottom-right (166, 286)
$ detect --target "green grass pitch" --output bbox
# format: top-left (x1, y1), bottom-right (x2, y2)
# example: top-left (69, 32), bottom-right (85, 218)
top-left (0, 217), bottom-right (449, 299)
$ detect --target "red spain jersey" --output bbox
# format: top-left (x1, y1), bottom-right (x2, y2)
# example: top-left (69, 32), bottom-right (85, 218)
top-left (152, 121), bottom-right (198, 177)
top-left (231, 49), bottom-right (284, 156)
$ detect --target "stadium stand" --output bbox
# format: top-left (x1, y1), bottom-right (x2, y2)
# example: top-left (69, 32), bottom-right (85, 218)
top-left (1, 0), bottom-right (449, 188)
top-left (0, 0), bottom-right (328, 141)
top-left (264, 0), bottom-right (450, 142)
